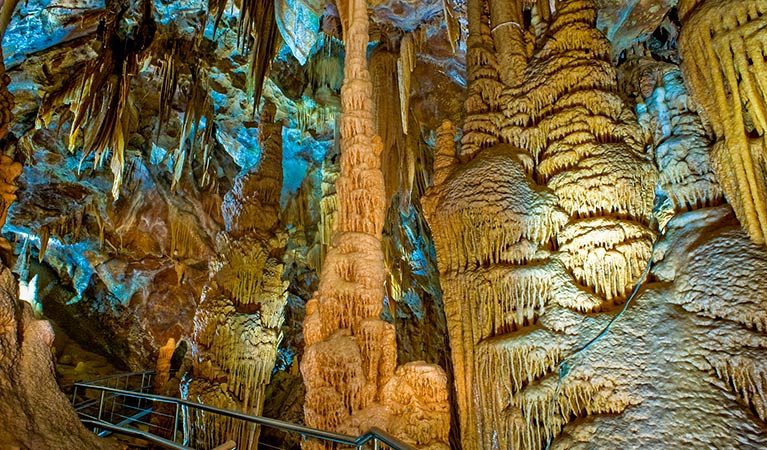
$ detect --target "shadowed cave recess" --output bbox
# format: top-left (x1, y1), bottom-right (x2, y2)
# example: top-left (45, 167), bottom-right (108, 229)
top-left (3, 0), bottom-right (767, 448)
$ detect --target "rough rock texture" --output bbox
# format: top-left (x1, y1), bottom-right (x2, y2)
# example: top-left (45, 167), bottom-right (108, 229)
top-left (0, 266), bottom-right (119, 449)
top-left (553, 205), bottom-right (767, 449)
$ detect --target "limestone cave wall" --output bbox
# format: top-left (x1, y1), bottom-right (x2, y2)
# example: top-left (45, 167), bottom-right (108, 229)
top-left (3, 0), bottom-right (767, 449)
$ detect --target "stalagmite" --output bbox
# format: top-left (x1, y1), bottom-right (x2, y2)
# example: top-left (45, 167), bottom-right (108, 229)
top-left (678, 0), bottom-right (767, 243)
top-left (300, 0), bottom-right (449, 447)
top-left (183, 101), bottom-right (289, 450)
top-left (423, 1), bottom-right (656, 448)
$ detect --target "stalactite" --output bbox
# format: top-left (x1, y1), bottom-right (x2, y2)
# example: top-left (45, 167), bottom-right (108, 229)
top-left (37, 227), bottom-right (50, 263)
top-left (301, 0), bottom-right (449, 447)
top-left (709, 354), bottom-right (767, 422)
top-left (61, 0), bottom-right (155, 199)
top-left (370, 46), bottom-right (405, 205)
top-left (398, 34), bottom-right (415, 135)
top-left (442, 0), bottom-right (460, 53)
top-left (678, 0), bottom-right (767, 243)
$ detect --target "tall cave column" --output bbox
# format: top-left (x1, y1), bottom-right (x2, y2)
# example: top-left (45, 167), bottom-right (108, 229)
top-left (300, 0), bottom-right (449, 447)
top-left (678, 0), bottom-right (767, 243)
top-left (183, 101), bottom-right (288, 450)
top-left (423, 1), bottom-right (657, 449)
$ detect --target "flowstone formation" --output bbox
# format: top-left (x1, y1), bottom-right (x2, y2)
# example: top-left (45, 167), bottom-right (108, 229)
top-left (678, 0), bottom-right (767, 243)
top-left (423, 1), bottom-right (657, 448)
top-left (300, 0), bottom-right (449, 447)
top-left (183, 102), bottom-right (288, 450)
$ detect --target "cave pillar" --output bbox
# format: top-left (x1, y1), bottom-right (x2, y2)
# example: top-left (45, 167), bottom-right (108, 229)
top-left (299, 0), bottom-right (449, 447)
top-left (183, 101), bottom-right (288, 450)
top-left (423, 1), bottom-right (657, 449)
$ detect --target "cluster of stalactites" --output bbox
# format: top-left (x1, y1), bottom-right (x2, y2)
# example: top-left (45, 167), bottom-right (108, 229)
top-left (632, 60), bottom-right (723, 217)
top-left (679, 0), bottom-right (767, 243)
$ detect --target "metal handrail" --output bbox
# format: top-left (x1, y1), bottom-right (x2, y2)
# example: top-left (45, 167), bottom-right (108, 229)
top-left (74, 382), bottom-right (415, 450)
top-left (80, 419), bottom-right (192, 450)
top-left (77, 370), bottom-right (155, 386)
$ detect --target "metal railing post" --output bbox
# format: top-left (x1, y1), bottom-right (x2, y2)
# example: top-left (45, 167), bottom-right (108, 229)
top-left (95, 389), bottom-right (105, 433)
top-left (174, 402), bottom-right (180, 443)
top-left (110, 378), bottom-right (119, 423)
top-left (73, 376), bottom-right (416, 450)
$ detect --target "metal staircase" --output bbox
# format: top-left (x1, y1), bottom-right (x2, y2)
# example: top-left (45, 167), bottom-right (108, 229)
top-left (71, 371), bottom-right (412, 450)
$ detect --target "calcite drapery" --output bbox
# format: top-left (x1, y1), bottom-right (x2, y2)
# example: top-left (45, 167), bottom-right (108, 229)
top-left (300, 0), bottom-right (449, 447)
top-left (423, 1), bottom-right (656, 449)
top-left (678, 0), bottom-right (767, 243)
top-left (183, 102), bottom-right (288, 450)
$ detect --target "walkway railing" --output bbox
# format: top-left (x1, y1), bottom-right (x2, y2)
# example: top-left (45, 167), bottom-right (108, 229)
top-left (71, 372), bottom-right (414, 450)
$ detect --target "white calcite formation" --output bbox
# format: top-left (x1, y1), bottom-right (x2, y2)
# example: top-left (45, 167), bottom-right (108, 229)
top-left (183, 102), bottom-right (289, 450)
top-left (300, 0), bottom-right (450, 447)
top-left (631, 60), bottom-right (722, 216)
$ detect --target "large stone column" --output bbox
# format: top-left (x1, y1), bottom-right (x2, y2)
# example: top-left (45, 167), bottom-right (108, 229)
top-left (423, 1), bottom-right (657, 448)
top-left (300, 0), bottom-right (450, 448)
top-left (183, 101), bottom-right (288, 450)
